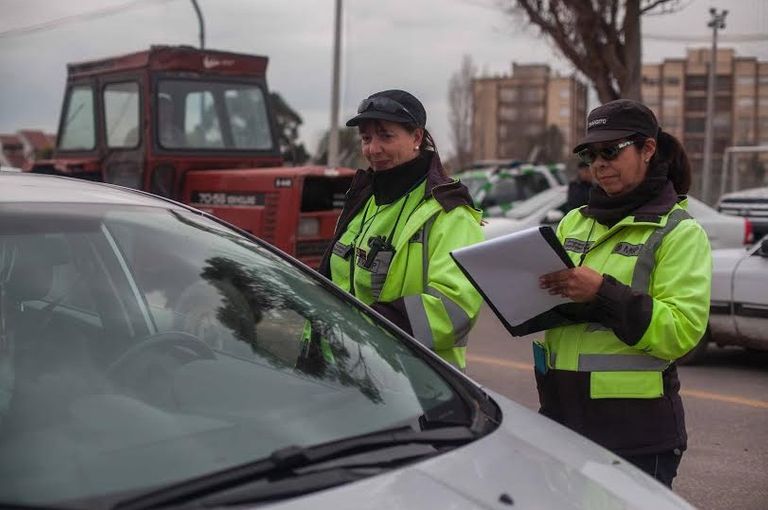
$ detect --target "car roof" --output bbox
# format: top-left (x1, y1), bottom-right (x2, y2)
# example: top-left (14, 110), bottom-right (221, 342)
top-left (719, 186), bottom-right (768, 200)
top-left (0, 173), bottom-right (184, 209)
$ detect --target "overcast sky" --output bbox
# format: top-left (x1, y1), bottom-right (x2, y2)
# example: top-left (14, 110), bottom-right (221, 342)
top-left (0, 0), bottom-right (766, 157)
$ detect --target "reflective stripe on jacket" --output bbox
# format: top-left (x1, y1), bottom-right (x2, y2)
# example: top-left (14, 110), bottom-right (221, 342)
top-left (544, 203), bottom-right (711, 398)
top-left (330, 181), bottom-right (484, 369)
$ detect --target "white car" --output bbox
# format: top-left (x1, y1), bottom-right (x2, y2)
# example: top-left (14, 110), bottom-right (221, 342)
top-left (456, 162), bottom-right (566, 217)
top-left (482, 187), bottom-right (568, 239)
top-left (484, 194), bottom-right (752, 250)
top-left (681, 235), bottom-right (768, 364)
top-left (0, 173), bottom-right (693, 509)
top-left (717, 186), bottom-right (768, 240)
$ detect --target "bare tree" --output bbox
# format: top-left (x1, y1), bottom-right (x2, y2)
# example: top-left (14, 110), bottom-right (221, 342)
top-left (314, 127), bottom-right (367, 169)
top-left (505, 0), bottom-right (687, 102)
top-left (269, 92), bottom-right (310, 165)
top-left (448, 55), bottom-right (476, 170)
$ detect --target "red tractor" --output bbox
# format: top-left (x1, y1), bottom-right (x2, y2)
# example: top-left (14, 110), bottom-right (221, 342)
top-left (29, 45), bottom-right (354, 267)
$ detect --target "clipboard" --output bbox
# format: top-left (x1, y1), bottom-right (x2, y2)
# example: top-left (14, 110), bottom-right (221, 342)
top-left (451, 225), bottom-right (576, 336)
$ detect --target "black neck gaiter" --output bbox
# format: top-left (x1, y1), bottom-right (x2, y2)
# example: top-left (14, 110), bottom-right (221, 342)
top-left (372, 153), bottom-right (429, 205)
top-left (582, 161), bottom-right (671, 227)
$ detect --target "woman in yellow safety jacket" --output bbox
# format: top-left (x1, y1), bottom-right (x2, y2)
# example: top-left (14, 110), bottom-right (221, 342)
top-left (318, 89), bottom-right (484, 370)
top-left (534, 99), bottom-right (711, 487)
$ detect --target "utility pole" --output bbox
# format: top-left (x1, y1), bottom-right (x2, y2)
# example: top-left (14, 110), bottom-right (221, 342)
top-left (327, 0), bottom-right (342, 169)
top-left (701, 7), bottom-right (727, 203)
top-left (190, 0), bottom-right (205, 49)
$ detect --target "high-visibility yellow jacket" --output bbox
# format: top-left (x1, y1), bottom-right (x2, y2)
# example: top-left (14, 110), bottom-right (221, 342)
top-left (533, 189), bottom-right (711, 455)
top-left (320, 153), bottom-right (484, 369)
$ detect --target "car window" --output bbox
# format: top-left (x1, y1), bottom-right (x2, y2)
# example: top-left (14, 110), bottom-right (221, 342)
top-left (483, 172), bottom-right (548, 207)
top-left (458, 175), bottom-right (487, 198)
top-left (0, 203), bottom-right (468, 507)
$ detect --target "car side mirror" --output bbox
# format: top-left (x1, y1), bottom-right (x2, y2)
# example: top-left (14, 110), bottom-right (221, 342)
top-left (544, 209), bottom-right (564, 224)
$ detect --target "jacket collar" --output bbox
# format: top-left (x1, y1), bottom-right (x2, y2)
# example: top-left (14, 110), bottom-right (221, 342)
top-left (318, 151), bottom-right (475, 277)
top-left (627, 181), bottom-right (680, 223)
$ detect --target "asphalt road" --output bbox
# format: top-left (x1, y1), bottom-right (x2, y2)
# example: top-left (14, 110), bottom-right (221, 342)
top-left (465, 305), bottom-right (768, 510)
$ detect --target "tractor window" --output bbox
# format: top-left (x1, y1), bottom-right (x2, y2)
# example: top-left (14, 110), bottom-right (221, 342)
top-left (59, 86), bottom-right (96, 151)
top-left (104, 82), bottom-right (140, 148)
top-left (224, 88), bottom-right (272, 150)
top-left (183, 91), bottom-right (223, 148)
top-left (158, 79), bottom-right (274, 151)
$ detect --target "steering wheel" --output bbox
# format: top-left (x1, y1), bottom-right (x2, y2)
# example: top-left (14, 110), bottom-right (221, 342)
top-left (106, 331), bottom-right (216, 390)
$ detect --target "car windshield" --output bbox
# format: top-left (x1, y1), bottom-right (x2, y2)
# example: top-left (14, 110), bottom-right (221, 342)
top-left (481, 172), bottom-right (549, 209)
top-left (458, 174), bottom-right (488, 198)
top-left (0, 204), bottom-right (468, 506)
top-left (156, 79), bottom-right (274, 151)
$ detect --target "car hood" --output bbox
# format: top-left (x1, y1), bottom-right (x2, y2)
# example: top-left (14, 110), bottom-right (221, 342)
top-left (264, 390), bottom-right (693, 510)
top-left (483, 216), bottom-right (525, 239)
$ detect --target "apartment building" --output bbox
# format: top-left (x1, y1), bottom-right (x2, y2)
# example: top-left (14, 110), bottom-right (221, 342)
top-left (472, 63), bottom-right (587, 163)
top-left (642, 48), bottom-right (768, 198)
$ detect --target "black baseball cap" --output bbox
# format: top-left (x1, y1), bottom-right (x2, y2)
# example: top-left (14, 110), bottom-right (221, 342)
top-left (346, 89), bottom-right (427, 128)
top-left (573, 99), bottom-right (659, 153)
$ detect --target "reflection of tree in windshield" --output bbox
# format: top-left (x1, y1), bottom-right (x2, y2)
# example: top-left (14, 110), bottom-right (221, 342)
top-left (169, 211), bottom-right (411, 382)
top-left (200, 257), bottom-right (265, 346)
top-left (199, 256), bottom-right (383, 404)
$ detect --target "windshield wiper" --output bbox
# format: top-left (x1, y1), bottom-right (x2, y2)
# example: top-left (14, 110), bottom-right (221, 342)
top-left (114, 424), bottom-right (475, 510)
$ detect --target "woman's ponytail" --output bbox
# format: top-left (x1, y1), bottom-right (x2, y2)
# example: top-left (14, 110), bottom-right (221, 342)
top-left (652, 129), bottom-right (692, 195)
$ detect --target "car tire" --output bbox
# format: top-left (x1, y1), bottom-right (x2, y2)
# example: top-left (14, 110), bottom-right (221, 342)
top-left (677, 325), bottom-right (711, 365)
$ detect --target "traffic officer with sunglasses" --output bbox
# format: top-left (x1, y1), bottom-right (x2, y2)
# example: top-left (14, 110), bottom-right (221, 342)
top-left (528, 99), bottom-right (711, 487)
top-left (318, 89), bottom-right (484, 370)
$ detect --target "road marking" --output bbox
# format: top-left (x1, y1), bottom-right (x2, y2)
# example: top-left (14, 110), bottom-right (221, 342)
top-left (680, 389), bottom-right (768, 410)
top-left (467, 354), bottom-right (531, 371)
top-left (467, 354), bottom-right (768, 410)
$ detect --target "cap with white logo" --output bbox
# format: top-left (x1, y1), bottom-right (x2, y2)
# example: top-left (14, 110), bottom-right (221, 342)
top-left (573, 99), bottom-right (659, 153)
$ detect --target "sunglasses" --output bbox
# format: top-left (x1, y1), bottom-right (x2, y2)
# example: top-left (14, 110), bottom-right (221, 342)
top-left (357, 96), bottom-right (418, 125)
top-left (576, 140), bottom-right (637, 165)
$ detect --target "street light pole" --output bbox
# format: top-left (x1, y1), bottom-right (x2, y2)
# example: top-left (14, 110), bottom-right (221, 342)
top-left (701, 7), bottom-right (727, 203)
top-left (327, 0), bottom-right (343, 169)
top-left (190, 0), bottom-right (205, 49)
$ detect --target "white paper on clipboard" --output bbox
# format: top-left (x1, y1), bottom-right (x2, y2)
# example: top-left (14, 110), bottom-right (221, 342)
top-left (450, 225), bottom-right (574, 330)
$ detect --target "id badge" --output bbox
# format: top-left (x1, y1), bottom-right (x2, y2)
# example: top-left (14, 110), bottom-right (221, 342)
top-left (370, 249), bottom-right (394, 300)
top-left (532, 341), bottom-right (548, 375)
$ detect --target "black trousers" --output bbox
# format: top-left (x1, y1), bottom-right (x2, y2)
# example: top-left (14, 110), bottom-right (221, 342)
top-left (623, 450), bottom-right (683, 487)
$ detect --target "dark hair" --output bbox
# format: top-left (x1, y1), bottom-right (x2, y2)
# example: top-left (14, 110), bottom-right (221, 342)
top-left (398, 123), bottom-right (436, 153)
top-left (633, 130), bottom-right (691, 194)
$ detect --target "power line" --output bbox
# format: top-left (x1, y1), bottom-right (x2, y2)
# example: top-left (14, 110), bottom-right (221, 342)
top-left (0, 0), bottom-right (179, 40)
top-left (644, 33), bottom-right (768, 42)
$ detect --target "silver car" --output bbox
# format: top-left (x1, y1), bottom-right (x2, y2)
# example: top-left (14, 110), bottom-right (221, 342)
top-left (484, 194), bottom-right (751, 249)
top-left (0, 174), bottom-right (693, 509)
top-left (695, 235), bottom-right (768, 360)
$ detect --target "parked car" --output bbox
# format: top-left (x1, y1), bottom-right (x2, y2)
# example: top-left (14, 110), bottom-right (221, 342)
top-left (0, 173), bottom-right (693, 509)
top-left (717, 186), bottom-right (768, 240)
top-left (681, 235), bottom-right (768, 364)
top-left (456, 161), bottom-right (566, 217)
top-left (685, 195), bottom-right (754, 249)
top-left (482, 187), bottom-right (568, 239)
top-left (483, 193), bottom-right (753, 250)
